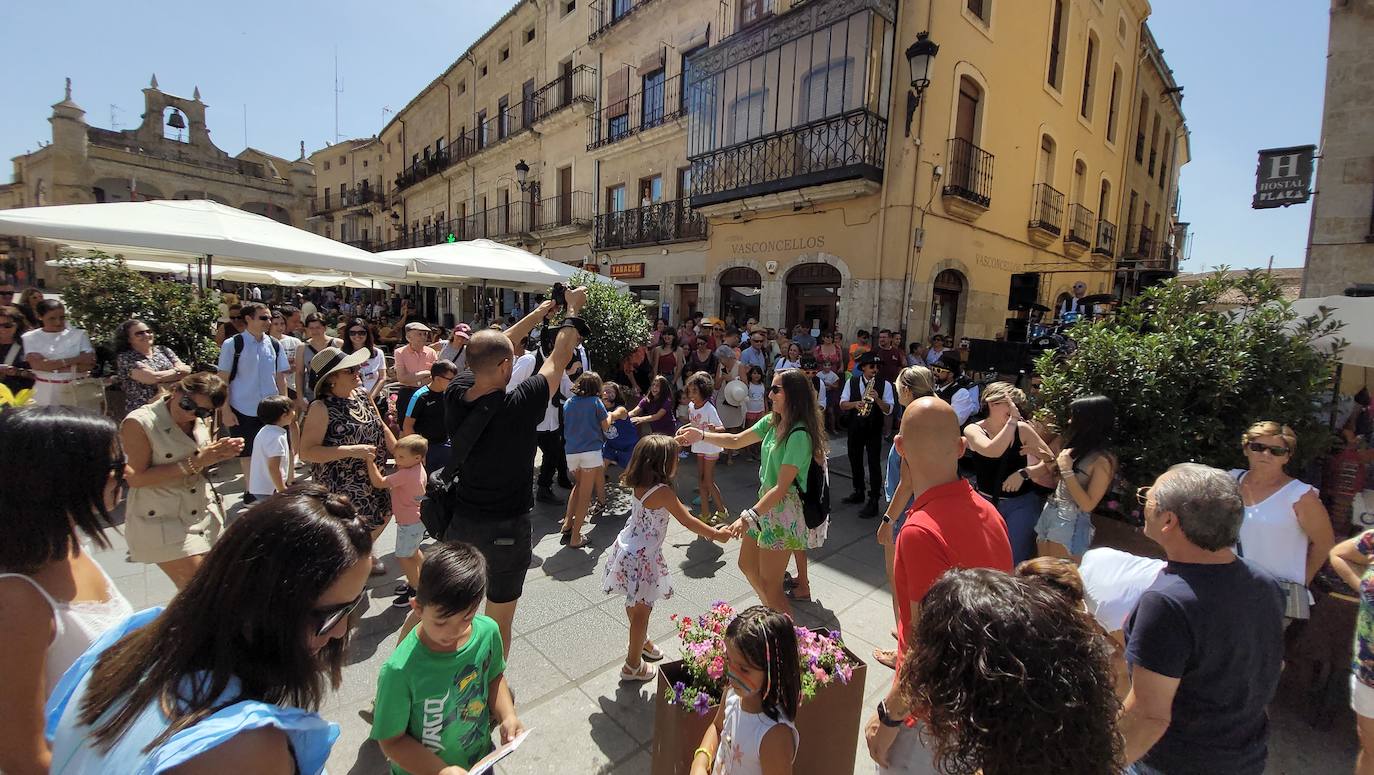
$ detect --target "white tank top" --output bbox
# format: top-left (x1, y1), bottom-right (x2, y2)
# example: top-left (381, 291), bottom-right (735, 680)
top-left (1230, 469), bottom-right (1315, 585)
top-left (712, 689), bottom-right (798, 775)
top-left (0, 564), bottom-right (133, 699)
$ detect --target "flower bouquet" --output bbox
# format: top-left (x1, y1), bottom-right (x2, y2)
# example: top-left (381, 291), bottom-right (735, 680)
top-left (650, 601), bottom-right (867, 775)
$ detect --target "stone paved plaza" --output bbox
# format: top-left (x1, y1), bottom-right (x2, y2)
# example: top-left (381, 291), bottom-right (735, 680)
top-left (90, 440), bottom-right (1355, 774)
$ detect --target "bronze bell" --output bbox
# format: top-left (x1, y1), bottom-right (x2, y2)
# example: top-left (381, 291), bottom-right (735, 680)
top-left (166, 110), bottom-right (186, 129)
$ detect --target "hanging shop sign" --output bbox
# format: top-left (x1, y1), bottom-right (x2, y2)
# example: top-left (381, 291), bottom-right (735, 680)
top-left (1252, 145), bottom-right (1316, 209)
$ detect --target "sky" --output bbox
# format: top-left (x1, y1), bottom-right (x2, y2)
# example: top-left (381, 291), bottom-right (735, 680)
top-left (0, 1), bottom-right (1329, 274)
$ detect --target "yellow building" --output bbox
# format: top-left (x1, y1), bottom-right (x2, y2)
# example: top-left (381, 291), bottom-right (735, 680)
top-left (312, 0), bottom-right (1189, 343)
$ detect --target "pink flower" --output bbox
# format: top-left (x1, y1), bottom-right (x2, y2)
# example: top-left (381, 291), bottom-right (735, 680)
top-left (708, 655), bottom-right (725, 680)
top-left (811, 665), bottom-right (827, 683)
top-left (1106, 500), bottom-right (1120, 511)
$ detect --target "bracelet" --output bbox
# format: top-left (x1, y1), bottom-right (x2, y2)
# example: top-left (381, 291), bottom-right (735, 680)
top-left (877, 699), bottom-right (905, 728)
top-left (692, 747), bottom-right (713, 769)
top-left (740, 508), bottom-right (759, 529)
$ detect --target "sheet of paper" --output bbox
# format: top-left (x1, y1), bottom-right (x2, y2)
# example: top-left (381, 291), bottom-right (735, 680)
top-left (468, 728), bottom-right (533, 775)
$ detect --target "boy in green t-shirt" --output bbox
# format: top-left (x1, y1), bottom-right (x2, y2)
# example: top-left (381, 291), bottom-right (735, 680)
top-left (371, 542), bottom-right (523, 775)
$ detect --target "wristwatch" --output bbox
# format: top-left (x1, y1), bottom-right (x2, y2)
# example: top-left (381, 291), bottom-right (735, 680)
top-left (880, 514), bottom-right (893, 524)
top-left (876, 699), bottom-right (904, 728)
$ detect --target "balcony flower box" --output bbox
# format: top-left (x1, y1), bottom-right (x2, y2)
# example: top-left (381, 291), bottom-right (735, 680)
top-left (650, 602), bottom-right (867, 775)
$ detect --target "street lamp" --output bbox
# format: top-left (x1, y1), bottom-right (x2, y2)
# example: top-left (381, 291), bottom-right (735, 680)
top-left (514, 159), bottom-right (532, 192)
top-left (904, 31), bottom-right (939, 137)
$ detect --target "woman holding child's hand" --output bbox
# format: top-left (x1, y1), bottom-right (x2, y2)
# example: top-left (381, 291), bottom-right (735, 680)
top-left (674, 368), bottom-right (829, 617)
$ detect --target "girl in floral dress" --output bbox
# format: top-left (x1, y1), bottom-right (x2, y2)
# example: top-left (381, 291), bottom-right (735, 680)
top-left (604, 434), bottom-right (733, 683)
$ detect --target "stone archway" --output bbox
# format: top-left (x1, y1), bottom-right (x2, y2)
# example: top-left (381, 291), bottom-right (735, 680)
top-left (784, 262), bottom-right (843, 333)
top-left (718, 266), bottom-right (763, 329)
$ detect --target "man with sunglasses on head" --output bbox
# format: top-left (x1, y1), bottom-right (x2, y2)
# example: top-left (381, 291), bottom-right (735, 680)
top-left (1059, 280), bottom-right (1090, 320)
top-left (216, 302), bottom-right (290, 483)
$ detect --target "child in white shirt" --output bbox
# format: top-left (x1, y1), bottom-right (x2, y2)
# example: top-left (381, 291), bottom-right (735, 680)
top-left (247, 395), bottom-right (296, 504)
top-left (686, 371), bottom-right (728, 524)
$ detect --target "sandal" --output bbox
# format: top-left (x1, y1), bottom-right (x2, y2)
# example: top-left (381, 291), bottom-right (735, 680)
top-left (620, 661), bottom-right (658, 683)
top-left (873, 648), bottom-right (898, 669)
top-left (569, 534), bottom-right (591, 550)
top-left (642, 643), bottom-right (665, 662)
top-left (785, 586), bottom-right (811, 602)
top-left (559, 529), bottom-right (571, 546)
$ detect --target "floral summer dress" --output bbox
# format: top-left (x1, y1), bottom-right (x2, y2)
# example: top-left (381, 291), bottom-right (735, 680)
top-left (311, 387), bottom-right (390, 529)
top-left (602, 483), bottom-right (675, 606)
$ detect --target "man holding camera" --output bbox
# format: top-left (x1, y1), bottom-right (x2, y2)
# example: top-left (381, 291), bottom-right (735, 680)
top-left (442, 286), bottom-right (590, 658)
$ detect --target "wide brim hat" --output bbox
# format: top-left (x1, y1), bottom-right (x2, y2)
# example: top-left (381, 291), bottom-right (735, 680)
top-left (857, 351), bottom-right (882, 368)
top-left (723, 379), bottom-right (749, 407)
top-left (309, 346), bottom-right (371, 393)
top-left (936, 350), bottom-right (963, 375)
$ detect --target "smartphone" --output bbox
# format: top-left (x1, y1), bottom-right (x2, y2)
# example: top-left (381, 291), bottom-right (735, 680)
top-left (551, 282), bottom-right (567, 309)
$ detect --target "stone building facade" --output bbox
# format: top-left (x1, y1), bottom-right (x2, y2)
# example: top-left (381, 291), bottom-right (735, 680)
top-left (0, 76), bottom-right (313, 287)
top-left (1301, 0), bottom-right (1374, 298)
top-left (311, 0), bottom-right (1189, 342)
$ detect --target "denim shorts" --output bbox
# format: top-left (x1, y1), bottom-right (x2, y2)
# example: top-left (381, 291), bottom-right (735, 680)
top-left (394, 521), bottom-right (426, 559)
top-left (1035, 498), bottom-right (1094, 556)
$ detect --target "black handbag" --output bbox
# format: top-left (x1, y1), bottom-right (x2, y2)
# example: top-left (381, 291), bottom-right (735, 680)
top-left (419, 393), bottom-right (498, 539)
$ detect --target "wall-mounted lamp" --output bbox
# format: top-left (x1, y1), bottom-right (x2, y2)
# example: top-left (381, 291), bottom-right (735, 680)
top-left (514, 159), bottom-right (533, 192)
top-left (904, 31), bottom-right (939, 138)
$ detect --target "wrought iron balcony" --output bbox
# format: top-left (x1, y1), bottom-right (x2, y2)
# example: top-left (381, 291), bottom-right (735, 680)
top-left (532, 191), bottom-right (594, 231)
top-left (312, 185), bottom-right (383, 215)
top-left (1028, 183), bottom-right (1065, 237)
top-left (942, 138), bottom-right (994, 218)
top-left (588, 74), bottom-right (684, 151)
top-left (1093, 218), bottom-right (1117, 258)
top-left (1065, 203), bottom-right (1094, 248)
top-left (395, 148), bottom-right (451, 192)
top-left (688, 109), bottom-right (886, 208)
top-left (531, 66), bottom-right (597, 123)
top-left (1121, 224), bottom-right (1154, 262)
top-left (588, 0), bottom-right (665, 40)
top-left (594, 198), bottom-right (708, 250)
top-left (344, 238), bottom-right (379, 251)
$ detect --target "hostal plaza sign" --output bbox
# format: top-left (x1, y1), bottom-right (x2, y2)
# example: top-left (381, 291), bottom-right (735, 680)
top-left (1252, 145), bottom-right (1316, 209)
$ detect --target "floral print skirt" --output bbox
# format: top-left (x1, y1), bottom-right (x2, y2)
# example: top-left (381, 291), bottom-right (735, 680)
top-left (748, 489), bottom-right (826, 551)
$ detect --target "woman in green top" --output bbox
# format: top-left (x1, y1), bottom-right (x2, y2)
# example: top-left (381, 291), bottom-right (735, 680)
top-left (676, 368), bottom-right (827, 616)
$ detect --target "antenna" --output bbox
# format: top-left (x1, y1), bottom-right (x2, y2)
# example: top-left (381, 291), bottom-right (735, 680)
top-left (333, 48), bottom-right (344, 144)
top-left (109, 104), bottom-right (120, 131)
top-left (243, 104), bottom-right (248, 150)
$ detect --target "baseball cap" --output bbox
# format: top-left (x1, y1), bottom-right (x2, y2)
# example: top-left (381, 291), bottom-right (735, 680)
top-left (452, 323), bottom-right (472, 340)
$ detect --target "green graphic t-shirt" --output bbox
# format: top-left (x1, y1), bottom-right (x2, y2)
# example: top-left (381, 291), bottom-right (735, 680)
top-left (370, 615), bottom-right (507, 774)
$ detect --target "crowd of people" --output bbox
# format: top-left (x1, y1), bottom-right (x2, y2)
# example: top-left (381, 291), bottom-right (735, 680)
top-left (0, 276), bottom-right (1368, 775)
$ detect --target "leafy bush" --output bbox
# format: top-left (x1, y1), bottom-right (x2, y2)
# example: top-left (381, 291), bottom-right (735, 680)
top-left (569, 270), bottom-right (650, 377)
top-left (1036, 268), bottom-right (1343, 494)
top-left (58, 252), bottom-right (220, 367)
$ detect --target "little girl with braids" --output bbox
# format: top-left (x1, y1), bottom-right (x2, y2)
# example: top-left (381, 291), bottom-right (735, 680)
top-left (691, 605), bottom-right (802, 774)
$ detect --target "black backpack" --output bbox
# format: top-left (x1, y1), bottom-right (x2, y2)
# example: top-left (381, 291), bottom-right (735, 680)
top-left (786, 427), bottom-right (830, 529)
top-left (227, 332), bottom-right (280, 382)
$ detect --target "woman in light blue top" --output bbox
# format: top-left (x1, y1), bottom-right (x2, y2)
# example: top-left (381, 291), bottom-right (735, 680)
top-left (45, 483), bottom-right (374, 774)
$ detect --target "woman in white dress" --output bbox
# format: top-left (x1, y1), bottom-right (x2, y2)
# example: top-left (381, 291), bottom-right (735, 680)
top-left (0, 406), bottom-right (133, 774)
top-left (21, 300), bottom-right (97, 409)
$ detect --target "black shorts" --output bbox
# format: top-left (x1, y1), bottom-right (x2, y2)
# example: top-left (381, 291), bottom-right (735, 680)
top-left (443, 513), bottom-right (533, 605)
top-left (231, 409), bottom-right (265, 457)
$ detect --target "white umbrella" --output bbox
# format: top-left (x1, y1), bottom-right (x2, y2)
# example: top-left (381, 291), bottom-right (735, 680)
top-left (0, 199), bottom-right (407, 279)
top-left (52, 256), bottom-right (387, 289)
top-left (376, 239), bottom-right (626, 291)
top-left (1290, 296), bottom-right (1374, 368)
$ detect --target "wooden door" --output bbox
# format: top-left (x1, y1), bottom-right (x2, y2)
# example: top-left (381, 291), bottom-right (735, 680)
top-left (558, 166), bottom-right (573, 225)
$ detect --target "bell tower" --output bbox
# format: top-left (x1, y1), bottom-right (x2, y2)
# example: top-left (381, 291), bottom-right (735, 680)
top-left (135, 75), bottom-right (226, 159)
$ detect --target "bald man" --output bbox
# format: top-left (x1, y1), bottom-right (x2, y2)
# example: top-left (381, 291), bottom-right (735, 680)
top-left (865, 397), bottom-right (1012, 771)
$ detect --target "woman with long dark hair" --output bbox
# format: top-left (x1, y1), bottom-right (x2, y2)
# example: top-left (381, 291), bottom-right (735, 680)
top-left (45, 484), bottom-right (373, 774)
top-left (113, 318), bottom-right (191, 413)
top-left (652, 328), bottom-right (683, 388)
top-left (0, 304), bottom-right (34, 393)
top-left (296, 312), bottom-right (341, 407)
top-left (629, 374), bottom-right (677, 437)
top-left (676, 368), bottom-right (828, 616)
top-left (121, 372), bottom-right (242, 589)
top-left (341, 317), bottom-right (387, 413)
top-left (876, 568), bottom-right (1122, 775)
top-left (1035, 395), bottom-right (1117, 561)
top-left (0, 407), bottom-right (132, 775)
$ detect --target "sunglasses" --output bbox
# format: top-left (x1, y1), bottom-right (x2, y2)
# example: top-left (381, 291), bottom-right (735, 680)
top-left (310, 592), bottom-right (364, 638)
top-left (342, 365), bottom-right (362, 376)
top-left (1136, 486), bottom-right (1151, 506)
top-left (768, 384), bottom-right (784, 394)
top-left (255, 315), bottom-right (271, 322)
top-left (1246, 441), bottom-right (1290, 457)
top-left (178, 394), bottom-right (216, 419)
top-left (932, 366), bottom-right (951, 374)
top-left (132, 330), bottom-right (154, 338)
top-left (349, 330), bottom-right (368, 336)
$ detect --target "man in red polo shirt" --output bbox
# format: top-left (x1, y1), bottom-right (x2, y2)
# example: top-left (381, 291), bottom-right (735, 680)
top-left (864, 396), bottom-right (1012, 771)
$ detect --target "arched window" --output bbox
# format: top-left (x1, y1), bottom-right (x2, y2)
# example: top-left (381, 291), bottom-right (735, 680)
top-left (955, 76), bottom-right (983, 147)
top-left (162, 106), bottom-right (189, 143)
top-left (720, 267), bottom-right (763, 326)
top-left (931, 269), bottom-right (966, 340)
top-left (1080, 31), bottom-right (1098, 120)
top-left (1046, 0), bottom-right (1068, 90)
top-left (1073, 159), bottom-right (1088, 205)
top-left (1106, 65), bottom-right (1123, 143)
top-left (1037, 134), bottom-right (1057, 186)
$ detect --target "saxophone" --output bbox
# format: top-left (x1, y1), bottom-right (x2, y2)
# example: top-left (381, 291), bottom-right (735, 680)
top-left (857, 382), bottom-right (878, 418)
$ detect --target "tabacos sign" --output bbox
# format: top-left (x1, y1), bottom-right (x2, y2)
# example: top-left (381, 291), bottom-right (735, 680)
top-left (1252, 145), bottom-right (1315, 209)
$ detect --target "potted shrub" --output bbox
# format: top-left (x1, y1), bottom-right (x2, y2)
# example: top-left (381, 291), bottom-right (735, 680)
top-left (650, 601), bottom-right (867, 775)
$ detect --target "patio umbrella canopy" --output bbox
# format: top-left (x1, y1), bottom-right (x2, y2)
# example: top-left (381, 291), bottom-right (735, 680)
top-left (0, 199), bottom-right (407, 279)
top-left (376, 239), bottom-right (626, 291)
top-left (1290, 296), bottom-right (1374, 370)
top-left (53, 256), bottom-right (388, 289)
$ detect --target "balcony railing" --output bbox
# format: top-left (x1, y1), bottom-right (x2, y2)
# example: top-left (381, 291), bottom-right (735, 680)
top-left (531, 65), bottom-right (597, 123)
top-left (532, 191), bottom-right (594, 231)
top-left (943, 138), bottom-right (994, 208)
top-left (1065, 203), bottom-right (1094, 247)
top-left (312, 186), bottom-right (383, 215)
top-left (594, 198), bottom-right (708, 250)
top-left (588, 74), bottom-right (684, 150)
top-left (1093, 218), bottom-right (1117, 258)
top-left (395, 147), bottom-right (453, 192)
top-left (1122, 224), bottom-right (1154, 261)
top-left (344, 238), bottom-right (379, 252)
top-left (1028, 183), bottom-right (1065, 236)
top-left (588, 0), bottom-right (665, 40)
top-left (689, 109), bottom-right (886, 207)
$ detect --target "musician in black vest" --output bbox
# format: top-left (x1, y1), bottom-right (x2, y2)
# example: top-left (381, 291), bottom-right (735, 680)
top-left (932, 350), bottom-right (979, 425)
top-left (840, 351), bottom-right (893, 517)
